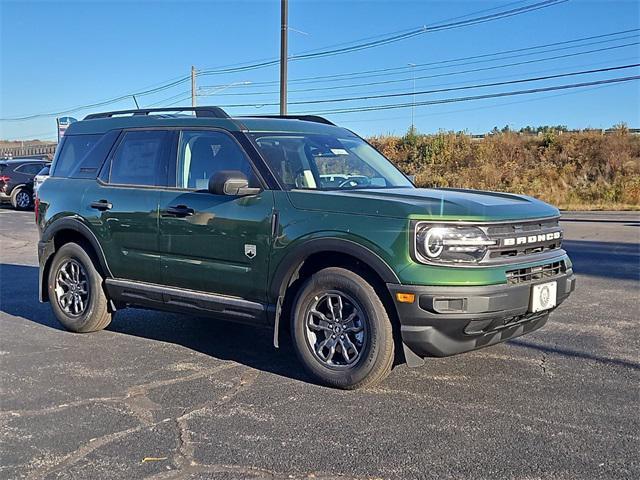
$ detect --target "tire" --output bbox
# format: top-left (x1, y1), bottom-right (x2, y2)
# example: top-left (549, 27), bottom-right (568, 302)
top-left (291, 267), bottom-right (394, 389)
top-left (47, 242), bottom-right (112, 333)
top-left (10, 188), bottom-right (32, 210)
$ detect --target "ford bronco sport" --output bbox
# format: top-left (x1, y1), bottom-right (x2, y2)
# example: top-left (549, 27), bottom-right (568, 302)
top-left (36, 106), bottom-right (575, 389)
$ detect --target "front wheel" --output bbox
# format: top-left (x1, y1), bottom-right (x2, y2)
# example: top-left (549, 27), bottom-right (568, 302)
top-left (291, 267), bottom-right (394, 389)
top-left (47, 242), bottom-right (112, 333)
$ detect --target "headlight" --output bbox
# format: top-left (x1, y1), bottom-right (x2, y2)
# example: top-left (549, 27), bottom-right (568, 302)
top-left (414, 224), bottom-right (496, 264)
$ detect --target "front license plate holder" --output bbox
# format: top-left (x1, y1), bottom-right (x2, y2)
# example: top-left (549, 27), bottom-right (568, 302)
top-left (530, 281), bottom-right (557, 313)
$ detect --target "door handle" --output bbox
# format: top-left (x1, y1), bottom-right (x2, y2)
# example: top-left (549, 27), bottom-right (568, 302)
top-left (90, 200), bottom-right (112, 211)
top-left (164, 205), bottom-right (195, 217)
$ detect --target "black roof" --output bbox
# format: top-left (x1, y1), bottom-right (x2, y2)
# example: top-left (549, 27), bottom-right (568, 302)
top-left (0, 158), bottom-right (50, 164)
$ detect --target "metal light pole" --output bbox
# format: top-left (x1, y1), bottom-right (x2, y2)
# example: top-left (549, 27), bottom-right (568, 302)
top-left (408, 63), bottom-right (417, 131)
top-left (280, 0), bottom-right (288, 115)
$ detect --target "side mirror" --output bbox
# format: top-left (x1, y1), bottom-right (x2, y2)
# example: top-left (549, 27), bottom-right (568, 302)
top-left (209, 170), bottom-right (261, 196)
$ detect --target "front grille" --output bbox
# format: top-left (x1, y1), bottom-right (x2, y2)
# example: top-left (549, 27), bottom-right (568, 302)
top-left (483, 218), bottom-right (563, 262)
top-left (506, 261), bottom-right (565, 285)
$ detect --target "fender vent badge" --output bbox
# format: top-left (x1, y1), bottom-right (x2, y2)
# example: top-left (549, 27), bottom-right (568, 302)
top-left (245, 244), bottom-right (257, 259)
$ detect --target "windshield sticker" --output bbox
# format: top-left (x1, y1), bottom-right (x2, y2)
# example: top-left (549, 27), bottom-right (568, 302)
top-left (330, 148), bottom-right (349, 156)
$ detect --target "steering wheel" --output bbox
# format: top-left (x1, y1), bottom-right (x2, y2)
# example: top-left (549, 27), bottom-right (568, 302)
top-left (338, 177), bottom-right (370, 188)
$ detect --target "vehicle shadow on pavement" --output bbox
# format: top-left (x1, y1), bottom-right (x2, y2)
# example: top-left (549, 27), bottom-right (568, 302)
top-left (0, 262), bottom-right (64, 330)
top-left (562, 240), bottom-right (640, 281)
top-left (0, 263), bottom-right (312, 384)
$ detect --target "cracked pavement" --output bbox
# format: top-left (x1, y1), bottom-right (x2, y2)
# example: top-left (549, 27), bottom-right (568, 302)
top-left (0, 207), bottom-right (638, 479)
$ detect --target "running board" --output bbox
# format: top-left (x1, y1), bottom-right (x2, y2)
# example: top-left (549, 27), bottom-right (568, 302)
top-left (105, 278), bottom-right (266, 324)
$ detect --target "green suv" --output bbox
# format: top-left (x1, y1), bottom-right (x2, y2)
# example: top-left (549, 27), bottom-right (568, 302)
top-left (36, 107), bottom-right (575, 389)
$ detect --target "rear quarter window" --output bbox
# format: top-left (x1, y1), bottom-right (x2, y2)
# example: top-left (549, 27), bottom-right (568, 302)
top-left (51, 134), bottom-right (102, 178)
top-left (16, 163), bottom-right (46, 175)
top-left (50, 132), bottom-right (120, 179)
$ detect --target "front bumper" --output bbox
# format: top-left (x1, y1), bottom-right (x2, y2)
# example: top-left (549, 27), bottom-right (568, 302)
top-left (388, 269), bottom-right (575, 360)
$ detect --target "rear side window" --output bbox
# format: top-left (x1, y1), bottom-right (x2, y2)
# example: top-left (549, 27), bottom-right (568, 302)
top-left (108, 130), bottom-right (173, 186)
top-left (51, 135), bottom-right (101, 177)
top-left (16, 163), bottom-right (46, 175)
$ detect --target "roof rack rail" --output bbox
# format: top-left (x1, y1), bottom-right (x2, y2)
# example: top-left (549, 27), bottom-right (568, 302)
top-left (239, 115), bottom-right (335, 126)
top-left (84, 106), bottom-right (229, 120)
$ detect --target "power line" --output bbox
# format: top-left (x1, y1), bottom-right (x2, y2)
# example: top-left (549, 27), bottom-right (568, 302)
top-left (294, 75), bottom-right (640, 115)
top-left (199, 27), bottom-right (639, 89)
top-left (1, 76), bottom-right (191, 122)
top-left (277, 0), bottom-right (534, 58)
top-left (198, 0), bottom-right (568, 76)
top-left (211, 64), bottom-right (640, 108)
top-left (337, 82), bottom-right (626, 125)
top-left (146, 90), bottom-right (192, 107)
top-left (200, 40), bottom-right (639, 97)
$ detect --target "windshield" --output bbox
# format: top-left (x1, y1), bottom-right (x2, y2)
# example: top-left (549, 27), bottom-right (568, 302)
top-left (250, 133), bottom-right (413, 190)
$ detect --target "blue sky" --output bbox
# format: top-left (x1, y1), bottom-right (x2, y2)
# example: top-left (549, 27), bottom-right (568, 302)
top-left (1, 0), bottom-right (639, 140)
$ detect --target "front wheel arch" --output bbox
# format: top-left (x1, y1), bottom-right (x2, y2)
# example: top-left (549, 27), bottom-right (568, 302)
top-left (269, 238), bottom-right (401, 349)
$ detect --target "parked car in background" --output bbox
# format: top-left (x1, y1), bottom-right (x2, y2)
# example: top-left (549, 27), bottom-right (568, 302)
top-left (33, 165), bottom-right (51, 199)
top-left (0, 159), bottom-right (51, 210)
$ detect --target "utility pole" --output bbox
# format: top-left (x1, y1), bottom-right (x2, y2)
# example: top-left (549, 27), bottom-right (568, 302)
top-left (408, 63), bottom-right (416, 131)
top-left (191, 66), bottom-right (197, 107)
top-left (279, 0), bottom-right (288, 115)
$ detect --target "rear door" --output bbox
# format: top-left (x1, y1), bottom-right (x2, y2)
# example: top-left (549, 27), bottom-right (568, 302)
top-left (81, 129), bottom-right (175, 283)
top-left (157, 129), bottom-right (274, 304)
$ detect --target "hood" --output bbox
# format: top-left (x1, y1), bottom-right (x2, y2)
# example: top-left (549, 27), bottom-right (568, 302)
top-left (286, 187), bottom-right (559, 222)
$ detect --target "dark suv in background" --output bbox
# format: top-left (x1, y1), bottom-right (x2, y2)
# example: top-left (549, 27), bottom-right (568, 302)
top-left (0, 158), bottom-right (51, 210)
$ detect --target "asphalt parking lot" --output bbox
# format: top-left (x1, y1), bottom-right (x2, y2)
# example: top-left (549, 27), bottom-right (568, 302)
top-left (1, 208), bottom-right (638, 480)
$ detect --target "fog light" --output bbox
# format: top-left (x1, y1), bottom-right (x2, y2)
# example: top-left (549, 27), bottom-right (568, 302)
top-left (396, 292), bottom-right (415, 303)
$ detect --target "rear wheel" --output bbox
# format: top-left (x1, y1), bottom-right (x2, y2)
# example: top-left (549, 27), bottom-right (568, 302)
top-left (47, 242), bottom-right (112, 333)
top-left (11, 188), bottom-right (32, 210)
top-left (291, 267), bottom-right (394, 389)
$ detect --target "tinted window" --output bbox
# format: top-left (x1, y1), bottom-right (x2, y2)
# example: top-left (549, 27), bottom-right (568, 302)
top-left (52, 135), bottom-right (101, 177)
top-left (109, 130), bottom-right (172, 186)
top-left (16, 163), bottom-right (46, 175)
top-left (176, 130), bottom-right (258, 190)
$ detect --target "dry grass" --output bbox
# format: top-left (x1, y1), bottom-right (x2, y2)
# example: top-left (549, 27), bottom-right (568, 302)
top-left (369, 128), bottom-right (640, 210)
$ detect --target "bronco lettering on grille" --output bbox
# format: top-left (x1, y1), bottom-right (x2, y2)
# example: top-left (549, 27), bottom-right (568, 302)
top-left (502, 231), bottom-right (562, 247)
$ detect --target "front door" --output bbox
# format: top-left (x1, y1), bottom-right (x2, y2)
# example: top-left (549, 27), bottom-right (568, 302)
top-left (157, 130), bottom-right (274, 305)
